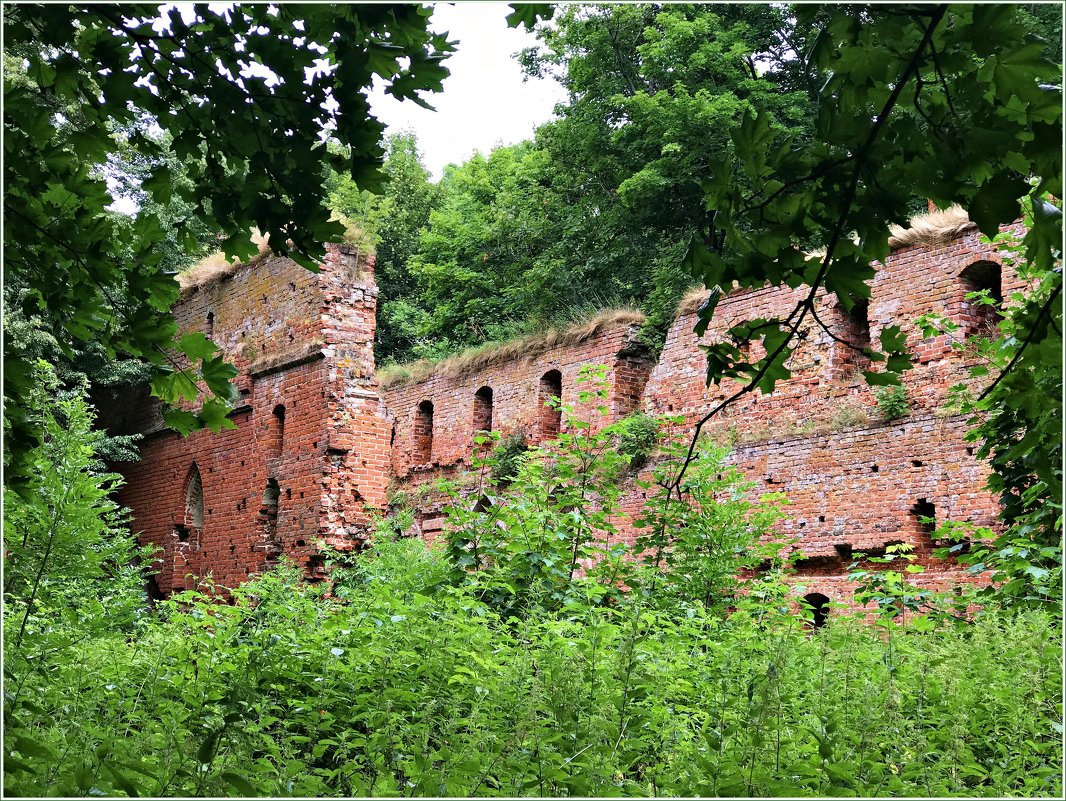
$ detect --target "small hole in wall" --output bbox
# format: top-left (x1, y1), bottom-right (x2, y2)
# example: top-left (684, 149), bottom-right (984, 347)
top-left (286, 488), bottom-right (292, 499)
top-left (296, 539), bottom-right (306, 547)
top-left (289, 281), bottom-right (296, 291)
top-left (870, 464), bottom-right (879, 472)
top-left (966, 446), bottom-right (974, 456)
top-left (834, 543), bottom-right (853, 559)
top-left (299, 492), bottom-right (304, 498)
top-left (240, 460), bottom-right (245, 467)
top-left (313, 441), bottom-right (319, 449)
top-left (799, 521), bottom-right (806, 528)
top-left (911, 459), bottom-right (923, 467)
top-left (818, 515), bottom-right (826, 523)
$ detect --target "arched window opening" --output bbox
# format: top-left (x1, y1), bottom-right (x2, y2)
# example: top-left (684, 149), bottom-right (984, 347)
top-left (538, 370), bottom-right (562, 440)
top-left (266, 404), bottom-right (286, 457)
top-left (184, 464), bottom-right (204, 530)
top-left (206, 311), bottom-right (215, 339)
top-left (960, 260), bottom-right (1002, 335)
top-left (803, 592), bottom-right (831, 629)
top-left (415, 400), bottom-right (434, 464)
top-left (473, 386), bottom-right (494, 433)
top-left (258, 478), bottom-right (282, 566)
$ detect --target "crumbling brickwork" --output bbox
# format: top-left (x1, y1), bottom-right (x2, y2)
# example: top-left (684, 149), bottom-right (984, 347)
top-left (103, 221), bottom-right (1025, 605)
top-left (101, 245), bottom-right (388, 594)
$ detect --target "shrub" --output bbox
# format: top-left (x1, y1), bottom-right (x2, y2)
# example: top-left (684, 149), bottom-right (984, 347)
top-left (875, 383), bottom-right (910, 421)
top-left (489, 430), bottom-right (528, 484)
top-left (615, 411), bottom-right (661, 468)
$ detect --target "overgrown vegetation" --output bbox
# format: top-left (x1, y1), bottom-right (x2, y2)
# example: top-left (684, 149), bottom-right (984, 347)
top-left (875, 384), bottom-right (910, 422)
top-left (5, 4), bottom-right (1063, 798)
top-left (4, 371), bottom-right (1062, 798)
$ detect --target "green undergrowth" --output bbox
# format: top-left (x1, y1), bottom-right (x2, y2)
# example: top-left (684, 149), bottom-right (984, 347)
top-left (5, 556), bottom-right (1061, 798)
top-left (4, 366), bottom-right (1062, 798)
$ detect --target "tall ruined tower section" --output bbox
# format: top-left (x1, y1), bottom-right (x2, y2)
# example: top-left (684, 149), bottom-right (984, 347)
top-left (101, 244), bottom-right (389, 594)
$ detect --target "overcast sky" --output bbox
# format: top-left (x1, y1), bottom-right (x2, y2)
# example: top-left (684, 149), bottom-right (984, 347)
top-left (367, 2), bottom-right (566, 179)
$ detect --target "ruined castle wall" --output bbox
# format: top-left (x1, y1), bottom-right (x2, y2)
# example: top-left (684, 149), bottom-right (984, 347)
top-left (108, 246), bottom-right (385, 593)
top-left (107, 220), bottom-right (1027, 600)
top-left (380, 322), bottom-right (652, 481)
top-left (615, 227), bottom-right (1026, 595)
top-left (380, 226), bottom-right (1023, 598)
top-left (317, 245), bottom-right (391, 551)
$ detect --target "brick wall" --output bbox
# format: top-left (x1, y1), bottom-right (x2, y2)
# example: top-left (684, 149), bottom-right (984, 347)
top-left (104, 225), bottom-right (1024, 602)
top-left (379, 322), bottom-right (654, 481)
top-left (384, 226), bottom-right (1023, 600)
top-left (103, 245), bottom-right (386, 594)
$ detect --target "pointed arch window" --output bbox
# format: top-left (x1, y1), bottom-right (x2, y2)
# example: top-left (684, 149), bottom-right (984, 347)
top-left (538, 370), bottom-right (562, 440)
top-left (473, 386), bottom-right (493, 433)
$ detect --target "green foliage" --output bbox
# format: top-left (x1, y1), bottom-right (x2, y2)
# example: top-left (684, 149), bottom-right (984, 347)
top-left (4, 368), bottom-right (1063, 799)
top-left (2, 364), bottom-right (150, 639)
top-left (6, 550), bottom-right (1061, 797)
top-left (615, 412), bottom-right (660, 468)
top-left (632, 440), bottom-right (788, 610)
top-left (372, 4), bottom-right (825, 363)
top-left (683, 4), bottom-right (1061, 406)
top-left (3, 3), bottom-right (456, 489)
top-left (3, 366), bottom-right (153, 794)
top-left (488, 430), bottom-right (529, 485)
top-left (932, 219), bottom-right (1063, 608)
top-left (875, 384), bottom-right (910, 422)
top-left (440, 368), bottom-right (633, 618)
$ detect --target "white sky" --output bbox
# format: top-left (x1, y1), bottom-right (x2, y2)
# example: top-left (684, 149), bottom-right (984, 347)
top-left (108, 1), bottom-right (563, 212)
top-left (368, 2), bottom-right (565, 179)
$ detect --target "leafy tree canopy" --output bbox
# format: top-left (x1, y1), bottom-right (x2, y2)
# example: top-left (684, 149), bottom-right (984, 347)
top-left (3, 3), bottom-right (553, 489)
top-left (675, 3), bottom-right (1061, 454)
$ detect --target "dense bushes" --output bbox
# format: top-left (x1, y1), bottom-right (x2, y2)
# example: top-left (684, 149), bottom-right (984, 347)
top-left (4, 371), bottom-right (1062, 798)
top-left (5, 548), bottom-right (1061, 798)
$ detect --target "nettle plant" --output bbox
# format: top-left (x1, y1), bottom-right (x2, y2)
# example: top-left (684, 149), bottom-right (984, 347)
top-left (438, 366), bottom-right (788, 619)
top-left (632, 441), bottom-right (789, 612)
top-left (439, 366), bottom-right (631, 617)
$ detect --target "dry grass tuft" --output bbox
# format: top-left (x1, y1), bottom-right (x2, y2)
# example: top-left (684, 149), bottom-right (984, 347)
top-left (677, 287), bottom-right (714, 316)
top-left (675, 206), bottom-right (978, 317)
top-left (888, 205), bottom-right (976, 249)
top-left (177, 224), bottom-right (375, 293)
top-left (178, 229), bottom-right (272, 292)
top-left (378, 308), bottom-right (646, 389)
